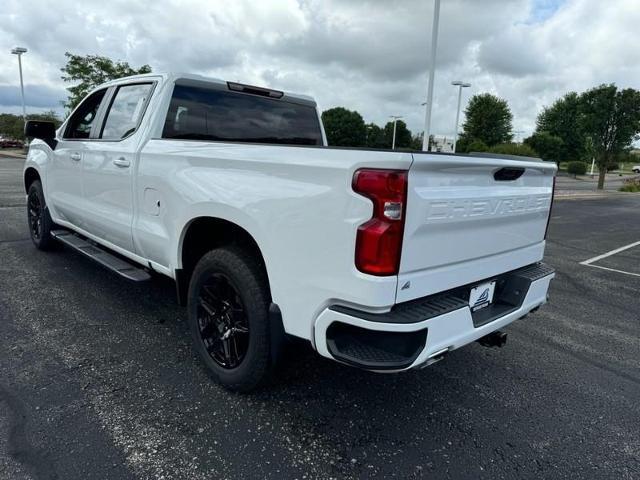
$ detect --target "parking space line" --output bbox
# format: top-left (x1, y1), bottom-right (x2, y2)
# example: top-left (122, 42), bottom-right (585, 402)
top-left (582, 264), bottom-right (640, 278)
top-left (580, 241), bottom-right (640, 265)
top-left (579, 240), bottom-right (640, 277)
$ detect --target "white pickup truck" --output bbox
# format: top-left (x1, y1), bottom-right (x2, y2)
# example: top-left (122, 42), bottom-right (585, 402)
top-left (24, 73), bottom-right (556, 391)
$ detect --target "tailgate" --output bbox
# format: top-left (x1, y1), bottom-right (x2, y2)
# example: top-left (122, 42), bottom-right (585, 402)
top-left (397, 153), bottom-right (556, 303)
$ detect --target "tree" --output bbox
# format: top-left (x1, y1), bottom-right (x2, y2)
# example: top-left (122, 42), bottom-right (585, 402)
top-left (383, 119), bottom-right (412, 149)
top-left (321, 107), bottom-right (367, 147)
top-left (365, 123), bottom-right (387, 148)
top-left (536, 92), bottom-right (584, 162)
top-left (488, 142), bottom-right (537, 158)
top-left (460, 93), bottom-right (513, 147)
top-left (0, 111), bottom-right (62, 140)
top-left (524, 131), bottom-right (564, 163)
top-left (578, 84), bottom-right (640, 189)
top-left (60, 52), bottom-right (152, 110)
top-left (410, 132), bottom-right (423, 151)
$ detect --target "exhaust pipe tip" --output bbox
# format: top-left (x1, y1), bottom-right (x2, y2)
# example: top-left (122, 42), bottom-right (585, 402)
top-left (477, 330), bottom-right (507, 348)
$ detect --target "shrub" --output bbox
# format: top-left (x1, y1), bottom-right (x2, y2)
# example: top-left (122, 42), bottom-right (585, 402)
top-left (605, 162), bottom-right (619, 172)
top-left (567, 161), bottom-right (587, 176)
top-left (466, 139), bottom-right (488, 153)
top-left (488, 142), bottom-right (538, 158)
top-left (620, 177), bottom-right (640, 192)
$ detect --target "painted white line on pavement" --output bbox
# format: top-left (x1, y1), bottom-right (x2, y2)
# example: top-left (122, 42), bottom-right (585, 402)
top-left (580, 241), bottom-right (640, 265)
top-left (582, 264), bottom-right (640, 278)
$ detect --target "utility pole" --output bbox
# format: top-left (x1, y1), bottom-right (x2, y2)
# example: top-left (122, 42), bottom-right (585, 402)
top-left (422, 0), bottom-right (441, 151)
top-left (451, 81), bottom-right (470, 153)
top-left (390, 115), bottom-right (403, 150)
top-left (11, 47), bottom-right (28, 122)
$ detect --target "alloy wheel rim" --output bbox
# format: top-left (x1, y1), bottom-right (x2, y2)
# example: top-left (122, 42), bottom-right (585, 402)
top-left (28, 191), bottom-right (43, 240)
top-left (197, 274), bottom-right (249, 369)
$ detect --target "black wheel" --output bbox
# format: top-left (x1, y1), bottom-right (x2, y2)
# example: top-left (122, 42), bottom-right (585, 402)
top-left (187, 246), bottom-right (272, 392)
top-left (27, 180), bottom-right (57, 250)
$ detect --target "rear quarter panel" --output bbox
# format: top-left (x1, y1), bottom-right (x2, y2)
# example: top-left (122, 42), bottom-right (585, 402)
top-left (136, 140), bottom-right (412, 340)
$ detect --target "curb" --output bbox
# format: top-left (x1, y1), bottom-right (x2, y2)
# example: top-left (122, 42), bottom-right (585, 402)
top-left (0, 151), bottom-right (27, 159)
top-left (555, 191), bottom-right (640, 200)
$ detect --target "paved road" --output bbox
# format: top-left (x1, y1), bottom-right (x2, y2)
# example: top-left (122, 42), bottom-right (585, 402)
top-left (1, 155), bottom-right (639, 480)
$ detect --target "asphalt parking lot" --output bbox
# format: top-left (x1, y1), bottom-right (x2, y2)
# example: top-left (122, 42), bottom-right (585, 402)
top-left (1, 155), bottom-right (639, 480)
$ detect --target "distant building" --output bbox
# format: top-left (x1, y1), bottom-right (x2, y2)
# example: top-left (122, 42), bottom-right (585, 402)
top-left (431, 135), bottom-right (454, 153)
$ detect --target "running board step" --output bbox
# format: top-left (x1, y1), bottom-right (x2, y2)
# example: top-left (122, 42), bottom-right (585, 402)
top-left (51, 230), bottom-right (151, 282)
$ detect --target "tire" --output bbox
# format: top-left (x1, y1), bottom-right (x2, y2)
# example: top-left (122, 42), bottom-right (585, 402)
top-left (27, 180), bottom-right (57, 251)
top-left (187, 246), bottom-right (272, 392)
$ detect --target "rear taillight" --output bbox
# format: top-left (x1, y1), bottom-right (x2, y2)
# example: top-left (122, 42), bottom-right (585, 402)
top-left (544, 175), bottom-right (556, 239)
top-left (352, 169), bottom-right (408, 275)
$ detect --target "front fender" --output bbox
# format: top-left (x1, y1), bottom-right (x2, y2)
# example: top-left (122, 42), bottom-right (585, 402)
top-left (23, 140), bottom-right (52, 190)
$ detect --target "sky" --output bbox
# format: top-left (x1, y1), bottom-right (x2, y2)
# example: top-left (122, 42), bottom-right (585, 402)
top-left (0, 0), bottom-right (638, 140)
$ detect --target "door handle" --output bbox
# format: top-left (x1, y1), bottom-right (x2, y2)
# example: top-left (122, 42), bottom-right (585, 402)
top-left (70, 153), bottom-right (81, 161)
top-left (113, 157), bottom-right (130, 168)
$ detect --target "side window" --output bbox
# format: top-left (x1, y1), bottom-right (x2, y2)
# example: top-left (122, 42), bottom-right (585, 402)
top-left (63, 89), bottom-right (107, 139)
top-left (101, 83), bottom-right (153, 140)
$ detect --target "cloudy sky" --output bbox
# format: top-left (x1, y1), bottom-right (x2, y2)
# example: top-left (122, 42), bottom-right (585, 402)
top-left (1, 0), bottom-right (638, 139)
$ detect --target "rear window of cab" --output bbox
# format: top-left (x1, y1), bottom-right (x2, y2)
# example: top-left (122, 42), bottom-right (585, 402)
top-left (162, 84), bottom-right (323, 146)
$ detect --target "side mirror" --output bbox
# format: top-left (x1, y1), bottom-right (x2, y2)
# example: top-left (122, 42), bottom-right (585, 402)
top-left (24, 120), bottom-right (57, 148)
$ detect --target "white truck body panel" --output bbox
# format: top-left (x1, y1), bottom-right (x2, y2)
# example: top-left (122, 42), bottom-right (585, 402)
top-left (397, 155), bottom-right (554, 302)
top-left (136, 139), bottom-right (411, 339)
top-left (315, 273), bottom-right (554, 369)
top-left (24, 72), bottom-right (557, 372)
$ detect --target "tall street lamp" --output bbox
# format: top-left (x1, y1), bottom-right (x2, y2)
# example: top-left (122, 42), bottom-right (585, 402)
top-left (451, 80), bottom-right (470, 153)
top-left (422, 0), bottom-right (441, 151)
top-left (390, 115), bottom-right (403, 150)
top-left (11, 47), bottom-right (28, 122)
top-left (513, 130), bottom-right (525, 143)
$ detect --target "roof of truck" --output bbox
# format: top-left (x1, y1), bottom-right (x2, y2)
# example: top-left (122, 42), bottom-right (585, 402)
top-left (101, 72), bottom-right (317, 106)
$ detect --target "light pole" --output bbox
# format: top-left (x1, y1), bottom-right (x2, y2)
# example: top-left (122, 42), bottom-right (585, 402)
top-left (11, 47), bottom-right (27, 122)
top-left (422, 0), bottom-right (441, 151)
top-left (451, 80), bottom-right (470, 153)
top-left (390, 115), bottom-right (403, 150)
top-left (513, 130), bottom-right (525, 143)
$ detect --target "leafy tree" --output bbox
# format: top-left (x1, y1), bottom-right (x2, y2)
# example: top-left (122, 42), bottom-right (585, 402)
top-left (321, 107), bottom-right (367, 147)
top-left (383, 119), bottom-right (412, 149)
top-left (365, 123), bottom-right (387, 148)
top-left (410, 132), bottom-right (424, 151)
top-left (60, 52), bottom-right (152, 110)
top-left (488, 142), bottom-right (537, 158)
top-left (455, 135), bottom-right (470, 153)
top-left (524, 131), bottom-right (564, 163)
top-left (536, 92), bottom-right (583, 162)
top-left (460, 93), bottom-right (513, 147)
top-left (0, 111), bottom-right (62, 140)
top-left (578, 84), bottom-right (640, 189)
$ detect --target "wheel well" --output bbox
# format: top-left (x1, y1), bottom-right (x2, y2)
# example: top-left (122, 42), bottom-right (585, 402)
top-left (24, 168), bottom-right (40, 193)
top-left (177, 217), bottom-right (270, 305)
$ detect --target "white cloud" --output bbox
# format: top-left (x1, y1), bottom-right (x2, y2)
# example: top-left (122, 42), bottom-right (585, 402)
top-left (0, 0), bottom-right (638, 139)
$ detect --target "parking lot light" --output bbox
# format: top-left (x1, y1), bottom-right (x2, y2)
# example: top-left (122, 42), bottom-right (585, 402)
top-left (11, 47), bottom-right (28, 122)
top-left (451, 80), bottom-right (470, 153)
